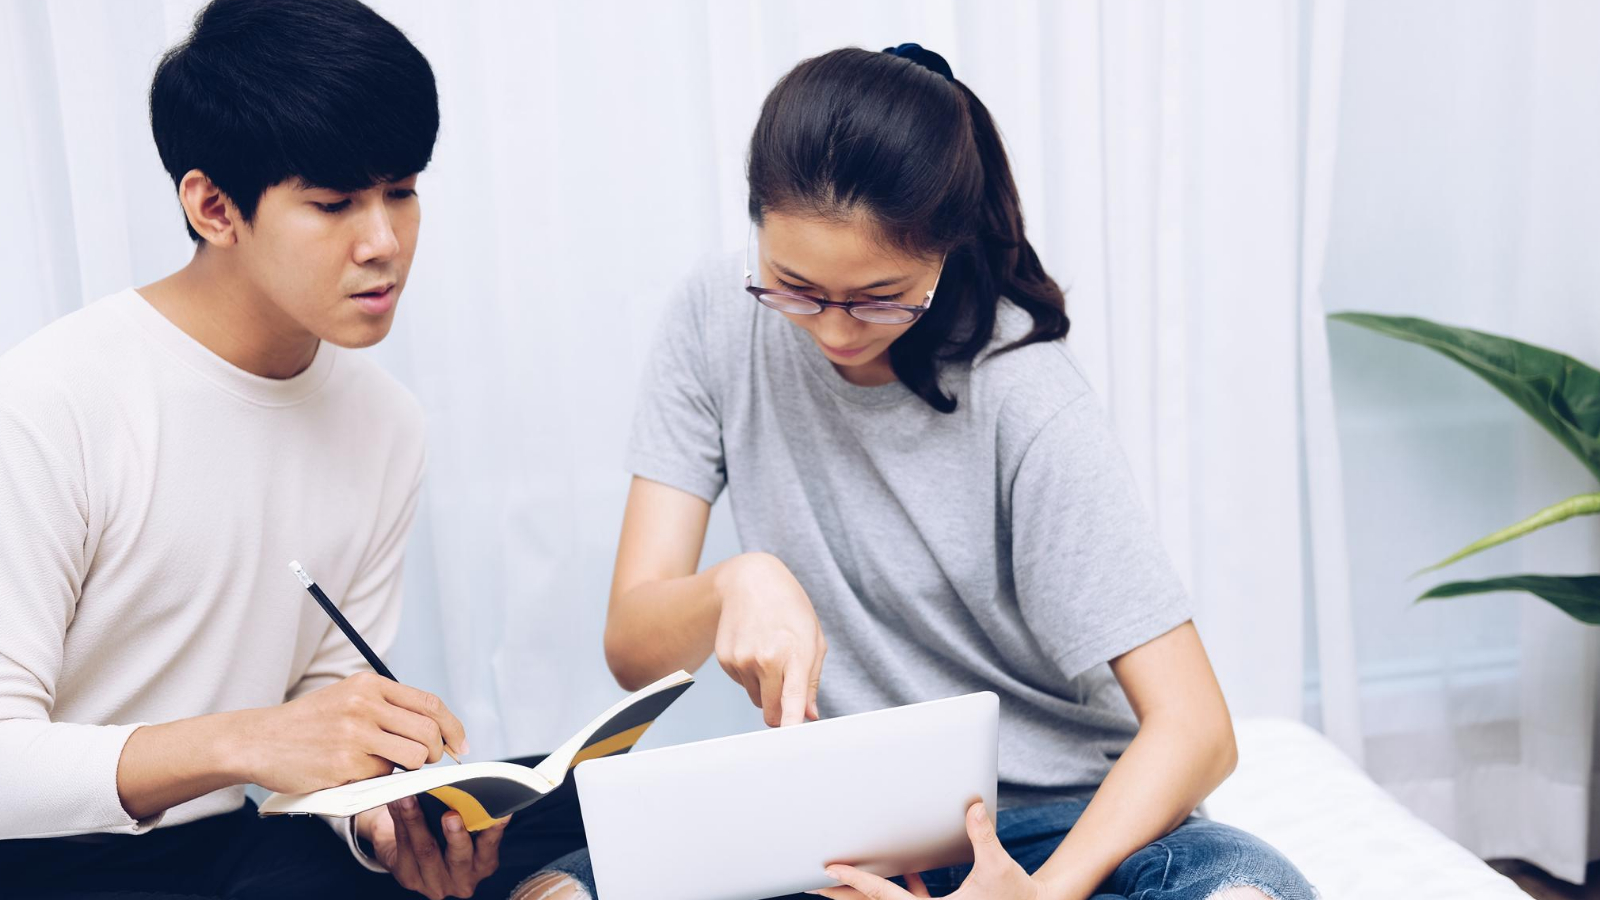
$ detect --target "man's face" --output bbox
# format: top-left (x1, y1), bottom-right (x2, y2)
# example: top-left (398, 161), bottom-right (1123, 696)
top-left (233, 175), bottom-right (421, 349)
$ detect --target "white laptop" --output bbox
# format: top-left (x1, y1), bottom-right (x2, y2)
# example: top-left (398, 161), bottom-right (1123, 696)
top-left (575, 691), bottom-right (999, 900)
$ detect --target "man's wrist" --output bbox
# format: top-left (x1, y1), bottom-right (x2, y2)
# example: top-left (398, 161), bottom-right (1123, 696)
top-left (115, 710), bottom-right (262, 821)
top-left (353, 807), bottom-right (380, 847)
top-left (210, 707), bottom-right (263, 785)
top-left (348, 809), bottom-right (391, 873)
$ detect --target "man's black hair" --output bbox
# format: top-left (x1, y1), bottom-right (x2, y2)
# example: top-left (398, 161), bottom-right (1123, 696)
top-left (150, 0), bottom-right (439, 242)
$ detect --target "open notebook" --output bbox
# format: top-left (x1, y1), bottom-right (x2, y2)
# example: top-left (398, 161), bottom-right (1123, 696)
top-left (258, 670), bottom-right (693, 831)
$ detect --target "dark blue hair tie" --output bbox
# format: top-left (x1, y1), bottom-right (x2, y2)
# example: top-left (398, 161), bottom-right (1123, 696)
top-left (883, 42), bottom-right (954, 82)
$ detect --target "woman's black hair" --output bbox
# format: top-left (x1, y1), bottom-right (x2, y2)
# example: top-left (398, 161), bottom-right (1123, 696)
top-left (747, 45), bottom-right (1068, 413)
top-left (149, 0), bottom-right (439, 242)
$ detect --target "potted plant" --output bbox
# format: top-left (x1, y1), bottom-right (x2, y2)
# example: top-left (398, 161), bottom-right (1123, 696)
top-left (1330, 313), bottom-right (1600, 624)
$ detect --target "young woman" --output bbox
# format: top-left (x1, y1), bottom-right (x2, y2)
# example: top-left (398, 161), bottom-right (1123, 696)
top-left (571, 44), bottom-right (1314, 900)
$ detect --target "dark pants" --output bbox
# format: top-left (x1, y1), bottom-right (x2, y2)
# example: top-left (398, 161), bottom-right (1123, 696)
top-left (0, 755), bottom-right (585, 900)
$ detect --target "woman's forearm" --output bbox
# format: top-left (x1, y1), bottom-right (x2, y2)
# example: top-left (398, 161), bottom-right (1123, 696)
top-left (603, 564), bottom-right (727, 690)
top-left (1030, 712), bottom-right (1238, 900)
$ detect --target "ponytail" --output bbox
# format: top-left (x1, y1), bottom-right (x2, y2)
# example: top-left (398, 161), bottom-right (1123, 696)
top-left (952, 80), bottom-right (1069, 358)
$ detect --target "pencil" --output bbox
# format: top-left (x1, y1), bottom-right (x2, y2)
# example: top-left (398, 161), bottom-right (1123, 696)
top-left (289, 560), bottom-right (461, 765)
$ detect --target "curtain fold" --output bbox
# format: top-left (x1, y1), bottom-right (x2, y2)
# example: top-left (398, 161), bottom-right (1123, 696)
top-left (1295, 0), bottom-right (1365, 764)
top-left (1322, 0), bottom-right (1599, 881)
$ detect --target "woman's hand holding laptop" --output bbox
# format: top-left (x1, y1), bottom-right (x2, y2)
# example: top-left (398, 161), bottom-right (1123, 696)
top-left (812, 801), bottom-right (1042, 900)
top-left (711, 551), bottom-right (828, 727)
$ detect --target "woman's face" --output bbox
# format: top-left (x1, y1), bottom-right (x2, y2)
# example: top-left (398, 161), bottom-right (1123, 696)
top-left (755, 211), bottom-right (943, 386)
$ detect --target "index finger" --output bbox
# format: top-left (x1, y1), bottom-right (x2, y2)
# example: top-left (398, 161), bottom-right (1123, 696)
top-left (380, 680), bottom-right (469, 757)
top-left (779, 654), bottom-right (811, 727)
top-left (396, 796), bottom-right (449, 894)
top-left (823, 865), bottom-right (911, 900)
top-left (806, 887), bottom-right (869, 900)
top-left (440, 813), bottom-right (476, 897)
top-left (386, 799), bottom-right (421, 887)
top-left (806, 634), bottom-right (826, 721)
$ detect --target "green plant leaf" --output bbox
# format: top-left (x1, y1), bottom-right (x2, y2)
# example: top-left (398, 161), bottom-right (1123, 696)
top-left (1417, 492), bottom-right (1600, 574)
top-left (1419, 574), bottom-right (1600, 625)
top-left (1330, 313), bottom-right (1600, 482)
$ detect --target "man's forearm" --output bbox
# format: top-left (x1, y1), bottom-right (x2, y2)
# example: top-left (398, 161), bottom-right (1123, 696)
top-left (1031, 714), bottom-right (1238, 900)
top-left (115, 708), bottom-right (259, 820)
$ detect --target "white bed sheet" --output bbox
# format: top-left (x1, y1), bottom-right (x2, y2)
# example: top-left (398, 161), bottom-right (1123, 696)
top-left (1205, 718), bottom-right (1527, 899)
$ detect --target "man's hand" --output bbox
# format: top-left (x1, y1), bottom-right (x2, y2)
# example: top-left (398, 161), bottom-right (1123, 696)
top-left (115, 672), bottom-right (470, 821)
top-left (358, 799), bottom-right (508, 900)
top-left (239, 671), bottom-right (468, 795)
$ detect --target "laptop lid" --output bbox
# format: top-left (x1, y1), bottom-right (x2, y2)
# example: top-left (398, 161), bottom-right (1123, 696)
top-left (576, 691), bottom-right (1000, 900)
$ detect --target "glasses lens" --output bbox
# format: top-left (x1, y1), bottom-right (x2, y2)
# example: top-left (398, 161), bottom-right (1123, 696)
top-left (852, 306), bottom-right (917, 325)
top-left (754, 291), bottom-right (823, 315)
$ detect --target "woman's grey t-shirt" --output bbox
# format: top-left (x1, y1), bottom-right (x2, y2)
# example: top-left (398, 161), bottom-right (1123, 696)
top-left (627, 252), bottom-right (1192, 808)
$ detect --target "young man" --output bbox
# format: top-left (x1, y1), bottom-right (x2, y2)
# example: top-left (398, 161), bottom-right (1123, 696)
top-left (0, 2), bottom-right (583, 897)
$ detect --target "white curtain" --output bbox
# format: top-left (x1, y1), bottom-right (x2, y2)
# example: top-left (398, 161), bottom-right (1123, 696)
top-left (1322, 0), bottom-right (1600, 883)
top-left (4, 0), bottom-right (1591, 883)
top-left (0, 0), bottom-right (1347, 748)
top-left (0, 0), bottom-right (1330, 731)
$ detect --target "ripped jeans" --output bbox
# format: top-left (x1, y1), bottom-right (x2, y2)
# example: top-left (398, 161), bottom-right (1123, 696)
top-left (917, 799), bottom-right (1316, 899)
top-left (535, 796), bottom-right (1316, 900)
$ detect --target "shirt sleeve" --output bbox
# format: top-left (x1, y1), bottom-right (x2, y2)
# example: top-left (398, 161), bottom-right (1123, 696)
top-left (1009, 394), bottom-right (1194, 680)
top-left (0, 404), bottom-right (160, 838)
top-left (625, 275), bottom-right (727, 504)
top-left (332, 811), bottom-right (388, 874)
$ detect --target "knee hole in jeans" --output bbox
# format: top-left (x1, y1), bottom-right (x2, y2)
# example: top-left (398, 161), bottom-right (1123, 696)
top-left (509, 872), bottom-right (590, 900)
top-left (1205, 885), bottom-right (1277, 900)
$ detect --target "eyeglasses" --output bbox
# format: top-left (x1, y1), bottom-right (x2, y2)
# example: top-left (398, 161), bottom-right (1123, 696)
top-left (743, 224), bottom-right (944, 325)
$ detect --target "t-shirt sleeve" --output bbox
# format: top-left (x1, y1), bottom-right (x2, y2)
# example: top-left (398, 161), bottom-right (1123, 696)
top-left (625, 274), bottom-right (727, 504)
top-left (1009, 394), bottom-right (1193, 680)
top-left (0, 403), bottom-right (159, 838)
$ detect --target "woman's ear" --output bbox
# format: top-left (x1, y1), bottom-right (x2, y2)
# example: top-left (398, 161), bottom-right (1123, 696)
top-left (177, 168), bottom-right (240, 247)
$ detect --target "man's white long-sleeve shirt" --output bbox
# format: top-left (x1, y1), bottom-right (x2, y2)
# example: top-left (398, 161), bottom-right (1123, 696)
top-left (0, 288), bottom-right (424, 841)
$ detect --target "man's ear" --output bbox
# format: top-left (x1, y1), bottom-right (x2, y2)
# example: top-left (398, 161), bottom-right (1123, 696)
top-left (178, 169), bottom-right (242, 247)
